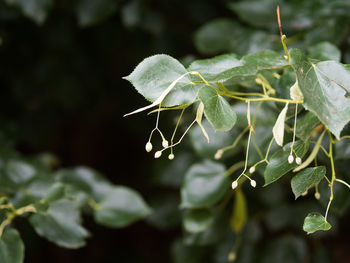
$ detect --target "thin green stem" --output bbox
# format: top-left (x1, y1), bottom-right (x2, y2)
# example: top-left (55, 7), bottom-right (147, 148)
top-left (337, 135), bottom-right (350, 142)
top-left (290, 103), bottom-right (298, 156)
top-left (335, 178), bottom-right (350, 190)
top-left (0, 204), bottom-right (36, 238)
top-left (161, 119), bottom-right (196, 152)
top-left (217, 126), bottom-right (249, 154)
top-left (324, 197), bottom-right (332, 221)
top-left (170, 109), bottom-right (185, 154)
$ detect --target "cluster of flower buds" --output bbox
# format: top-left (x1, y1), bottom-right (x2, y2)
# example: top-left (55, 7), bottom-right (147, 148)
top-left (288, 154), bottom-right (302, 165)
top-left (145, 137), bottom-right (175, 160)
top-left (231, 178), bottom-right (256, 190)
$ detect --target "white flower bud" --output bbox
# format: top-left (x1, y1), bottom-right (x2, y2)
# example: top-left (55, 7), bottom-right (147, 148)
top-left (145, 142), bottom-right (153, 152)
top-left (250, 180), bottom-right (256, 188)
top-left (228, 252), bottom-right (236, 262)
top-left (302, 190), bottom-right (308, 196)
top-left (315, 192), bottom-right (320, 200)
top-left (249, 166), bottom-right (255, 174)
top-left (154, 151), bottom-right (162, 158)
top-left (168, 154), bottom-right (174, 160)
top-left (231, 180), bottom-right (238, 190)
top-left (214, 150), bottom-right (223, 160)
top-left (288, 154), bottom-right (294, 164)
top-left (162, 140), bottom-right (169, 148)
top-left (296, 157), bottom-right (302, 165)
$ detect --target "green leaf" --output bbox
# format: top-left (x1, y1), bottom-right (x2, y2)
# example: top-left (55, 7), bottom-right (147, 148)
top-left (303, 212), bottom-right (331, 234)
top-left (44, 182), bottom-right (66, 203)
top-left (76, 0), bottom-right (117, 26)
top-left (188, 54), bottom-right (242, 81)
top-left (264, 141), bottom-right (308, 186)
top-left (5, 0), bottom-right (53, 24)
top-left (291, 166), bottom-right (326, 199)
top-left (272, 102), bottom-right (288, 146)
top-left (56, 167), bottom-right (112, 201)
top-left (211, 50), bottom-right (288, 83)
top-left (296, 112), bottom-right (321, 141)
top-left (184, 208), bottom-right (213, 233)
top-left (305, 17), bottom-right (350, 46)
top-left (308, 42), bottom-right (341, 62)
top-left (124, 54), bottom-right (197, 107)
top-left (290, 48), bottom-right (350, 139)
top-left (230, 188), bottom-right (247, 233)
top-left (94, 186), bottom-right (151, 228)
top-left (181, 160), bottom-right (229, 208)
top-left (5, 161), bottom-right (36, 185)
top-left (198, 86), bottom-right (236, 131)
top-left (194, 19), bottom-right (276, 55)
top-left (29, 199), bottom-right (89, 249)
top-left (0, 228), bottom-right (24, 263)
top-left (229, 0), bottom-right (278, 29)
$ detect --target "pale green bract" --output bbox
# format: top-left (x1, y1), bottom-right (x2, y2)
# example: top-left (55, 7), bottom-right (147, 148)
top-left (272, 102), bottom-right (288, 146)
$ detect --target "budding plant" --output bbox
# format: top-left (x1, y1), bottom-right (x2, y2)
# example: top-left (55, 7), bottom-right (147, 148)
top-left (124, 6), bottom-right (350, 242)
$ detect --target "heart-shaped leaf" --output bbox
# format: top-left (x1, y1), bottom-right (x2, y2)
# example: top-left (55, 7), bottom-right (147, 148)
top-left (181, 160), bottom-right (229, 208)
top-left (303, 212), bottom-right (331, 234)
top-left (290, 48), bottom-right (350, 139)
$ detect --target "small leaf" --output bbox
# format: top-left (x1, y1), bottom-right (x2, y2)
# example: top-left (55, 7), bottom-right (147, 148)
top-left (198, 86), bottom-right (236, 131)
top-left (291, 166), bottom-right (326, 199)
top-left (303, 212), bottom-right (331, 234)
top-left (183, 208), bottom-right (213, 233)
top-left (195, 102), bottom-right (209, 143)
top-left (181, 160), bottom-right (229, 208)
top-left (272, 102), bottom-right (288, 146)
top-left (0, 228), bottom-right (24, 263)
top-left (94, 186), bottom-right (151, 228)
top-left (264, 141), bottom-right (309, 186)
top-left (29, 199), bottom-right (89, 249)
top-left (124, 54), bottom-right (197, 108)
top-left (230, 188), bottom-right (247, 233)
